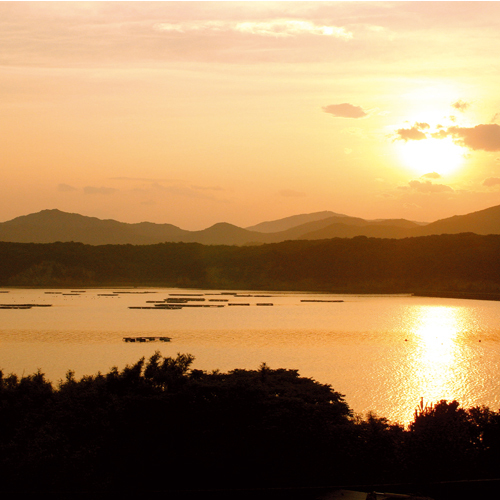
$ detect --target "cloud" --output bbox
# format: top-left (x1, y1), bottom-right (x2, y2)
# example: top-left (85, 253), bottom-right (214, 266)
top-left (432, 129), bottom-right (448, 139)
top-left (433, 124), bottom-right (500, 151)
top-left (236, 20), bottom-right (352, 38)
top-left (114, 177), bottom-right (224, 193)
top-left (57, 183), bottom-right (77, 192)
top-left (145, 182), bottom-right (229, 203)
top-left (395, 127), bottom-right (427, 141)
top-left (156, 19), bottom-right (353, 39)
top-left (191, 184), bottom-right (225, 192)
top-left (451, 99), bottom-right (470, 112)
top-left (344, 148), bottom-right (353, 155)
top-left (344, 127), bottom-right (366, 138)
top-left (154, 21), bottom-right (226, 34)
top-left (483, 177), bottom-right (500, 187)
top-left (111, 176), bottom-right (179, 183)
top-left (421, 172), bottom-right (441, 179)
top-left (403, 203), bottom-right (422, 210)
top-left (395, 121), bottom-right (430, 141)
top-left (84, 186), bottom-right (118, 195)
top-left (408, 180), bottom-right (453, 193)
top-left (279, 189), bottom-right (306, 198)
top-left (322, 103), bottom-right (368, 119)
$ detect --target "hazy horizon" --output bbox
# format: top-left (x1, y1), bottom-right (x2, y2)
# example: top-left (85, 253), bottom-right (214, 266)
top-left (2, 1), bottom-right (500, 230)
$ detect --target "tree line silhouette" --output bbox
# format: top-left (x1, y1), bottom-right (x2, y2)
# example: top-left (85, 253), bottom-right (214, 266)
top-left (1, 352), bottom-right (500, 497)
top-left (1, 233), bottom-right (500, 294)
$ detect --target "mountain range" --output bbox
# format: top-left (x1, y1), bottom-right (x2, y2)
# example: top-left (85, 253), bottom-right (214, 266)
top-left (1, 205), bottom-right (500, 246)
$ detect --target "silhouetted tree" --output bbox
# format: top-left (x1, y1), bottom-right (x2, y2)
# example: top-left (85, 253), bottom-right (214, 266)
top-left (2, 354), bottom-right (500, 494)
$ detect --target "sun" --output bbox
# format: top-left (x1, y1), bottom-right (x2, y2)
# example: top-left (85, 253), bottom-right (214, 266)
top-left (398, 137), bottom-right (465, 176)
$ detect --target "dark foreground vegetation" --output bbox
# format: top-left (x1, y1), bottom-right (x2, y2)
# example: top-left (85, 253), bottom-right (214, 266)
top-left (2, 232), bottom-right (500, 294)
top-left (1, 353), bottom-right (500, 498)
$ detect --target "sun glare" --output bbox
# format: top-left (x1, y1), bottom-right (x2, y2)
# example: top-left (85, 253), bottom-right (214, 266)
top-left (398, 137), bottom-right (465, 176)
top-left (409, 306), bottom-right (464, 405)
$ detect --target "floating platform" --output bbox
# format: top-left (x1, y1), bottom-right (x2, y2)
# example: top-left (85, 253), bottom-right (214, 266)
top-left (0, 305), bottom-right (32, 309)
top-left (166, 297), bottom-right (206, 302)
top-left (129, 305), bottom-right (182, 310)
top-left (169, 293), bottom-right (204, 296)
top-left (0, 303), bottom-right (52, 308)
top-left (123, 336), bottom-right (171, 342)
top-left (301, 299), bottom-right (344, 303)
top-left (156, 304), bottom-right (223, 308)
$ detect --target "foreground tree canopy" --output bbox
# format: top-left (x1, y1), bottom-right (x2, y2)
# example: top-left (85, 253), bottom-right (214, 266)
top-left (1, 352), bottom-right (500, 494)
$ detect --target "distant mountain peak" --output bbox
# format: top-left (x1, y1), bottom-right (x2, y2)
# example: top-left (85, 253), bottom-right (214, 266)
top-left (11, 209), bottom-right (100, 223)
top-left (246, 211), bottom-right (346, 233)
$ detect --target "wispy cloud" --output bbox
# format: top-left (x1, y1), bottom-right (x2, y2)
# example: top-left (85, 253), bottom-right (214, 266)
top-left (155, 19), bottom-right (353, 39)
top-left (403, 202), bottom-right (422, 210)
top-left (84, 186), bottom-right (118, 195)
top-left (408, 180), bottom-right (453, 193)
top-left (141, 182), bottom-right (229, 203)
top-left (191, 185), bottom-right (225, 192)
top-left (451, 99), bottom-right (470, 112)
top-left (323, 103), bottom-right (368, 119)
top-left (415, 122), bottom-right (430, 130)
top-left (421, 172), bottom-right (441, 179)
top-left (483, 177), bottom-right (500, 187)
top-left (111, 176), bottom-right (179, 183)
top-left (57, 183), bottom-right (78, 192)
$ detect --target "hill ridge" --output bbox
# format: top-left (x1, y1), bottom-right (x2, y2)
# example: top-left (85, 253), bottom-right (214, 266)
top-left (1, 205), bottom-right (500, 245)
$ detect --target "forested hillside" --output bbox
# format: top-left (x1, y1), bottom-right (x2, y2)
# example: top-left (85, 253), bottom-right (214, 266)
top-left (1, 233), bottom-right (500, 294)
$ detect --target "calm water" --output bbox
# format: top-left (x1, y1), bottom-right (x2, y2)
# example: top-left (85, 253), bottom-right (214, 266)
top-left (1, 287), bottom-right (500, 425)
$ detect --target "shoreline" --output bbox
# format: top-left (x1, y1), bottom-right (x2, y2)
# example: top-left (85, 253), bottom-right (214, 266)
top-left (2, 285), bottom-right (500, 301)
top-left (414, 291), bottom-right (500, 301)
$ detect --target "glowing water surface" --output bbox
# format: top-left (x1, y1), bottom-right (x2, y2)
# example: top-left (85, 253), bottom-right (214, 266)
top-left (1, 288), bottom-right (500, 425)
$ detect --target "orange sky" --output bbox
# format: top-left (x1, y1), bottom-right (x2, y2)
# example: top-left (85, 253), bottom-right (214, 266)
top-left (2, 1), bottom-right (500, 229)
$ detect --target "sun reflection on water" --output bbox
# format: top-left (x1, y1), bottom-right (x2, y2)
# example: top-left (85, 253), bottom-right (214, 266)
top-left (399, 305), bottom-right (470, 423)
top-left (414, 307), bottom-right (460, 366)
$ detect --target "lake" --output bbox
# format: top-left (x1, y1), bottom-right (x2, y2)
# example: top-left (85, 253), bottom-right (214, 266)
top-left (1, 287), bottom-right (500, 425)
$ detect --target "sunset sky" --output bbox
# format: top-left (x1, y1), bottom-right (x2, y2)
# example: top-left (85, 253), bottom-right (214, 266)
top-left (2, 1), bottom-right (500, 229)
